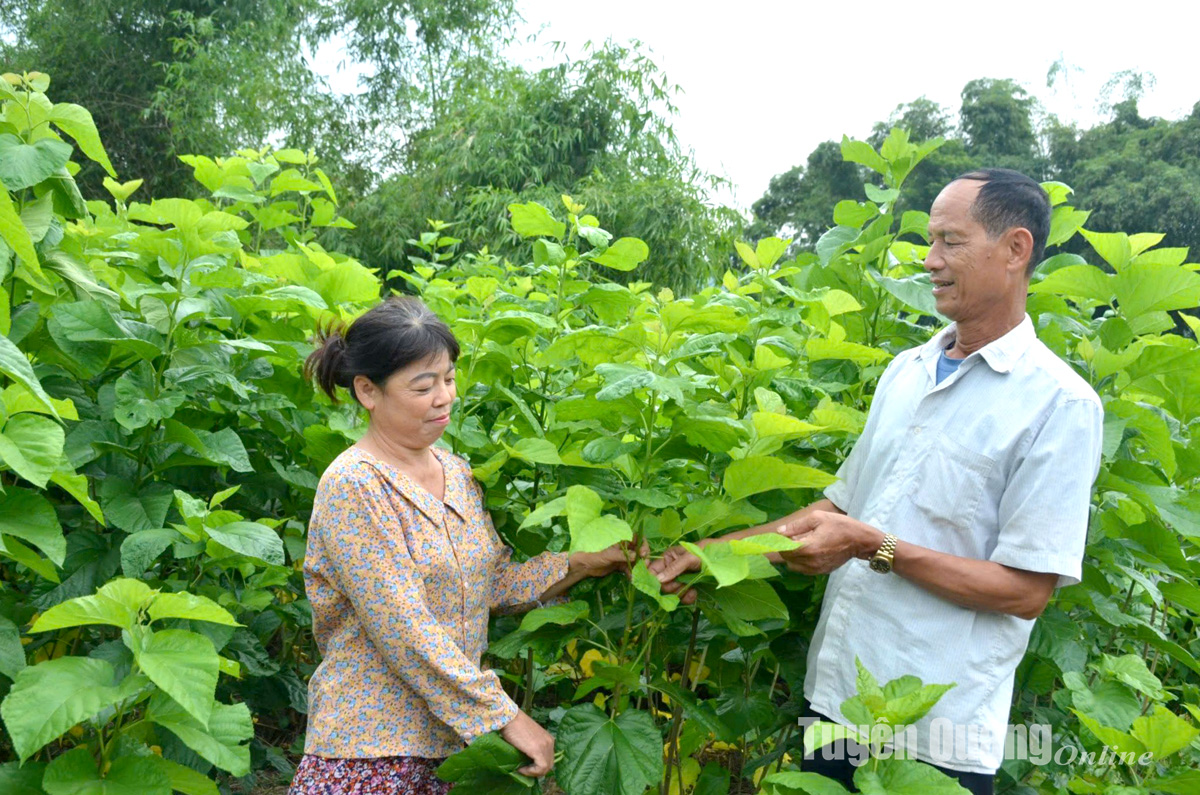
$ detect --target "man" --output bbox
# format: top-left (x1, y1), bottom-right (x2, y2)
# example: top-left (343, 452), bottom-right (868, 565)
top-left (651, 169), bottom-right (1103, 795)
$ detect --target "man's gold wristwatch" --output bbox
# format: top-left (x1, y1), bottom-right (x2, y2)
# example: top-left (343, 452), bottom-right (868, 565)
top-left (868, 533), bottom-right (899, 573)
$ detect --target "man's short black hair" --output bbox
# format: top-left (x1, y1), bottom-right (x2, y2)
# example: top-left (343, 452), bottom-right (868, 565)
top-left (954, 169), bottom-right (1051, 275)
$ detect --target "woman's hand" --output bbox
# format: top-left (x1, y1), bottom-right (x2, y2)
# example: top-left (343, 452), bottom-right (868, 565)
top-left (570, 541), bottom-right (649, 579)
top-left (500, 709), bottom-right (556, 777)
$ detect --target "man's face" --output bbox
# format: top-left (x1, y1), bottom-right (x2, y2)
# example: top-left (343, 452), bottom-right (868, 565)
top-left (924, 179), bottom-right (1015, 323)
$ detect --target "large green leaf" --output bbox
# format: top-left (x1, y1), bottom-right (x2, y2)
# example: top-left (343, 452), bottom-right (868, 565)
top-left (1114, 263), bottom-right (1200, 319)
top-left (42, 746), bottom-right (170, 795)
top-left (518, 600), bottom-right (589, 632)
top-left (0, 760), bottom-right (46, 795)
top-left (705, 579), bottom-right (788, 621)
top-left (0, 333), bottom-right (59, 418)
top-left (762, 770), bottom-right (852, 795)
top-left (0, 486), bottom-right (65, 565)
top-left (98, 481), bottom-right (174, 534)
top-left (556, 704), bottom-right (663, 795)
top-left (0, 412), bottom-right (65, 487)
top-left (508, 201), bottom-right (565, 238)
top-left (132, 629), bottom-right (220, 726)
top-left (0, 175), bottom-right (41, 275)
top-left (147, 591), bottom-right (239, 627)
top-left (434, 732), bottom-right (535, 794)
top-left (565, 485), bottom-right (632, 554)
top-left (723, 456), bottom-right (837, 501)
top-left (591, 237), bottom-right (649, 272)
top-left (158, 759), bottom-right (219, 795)
top-left (631, 560), bottom-right (680, 611)
top-left (853, 757), bottom-right (970, 795)
top-left (1129, 706), bottom-right (1199, 759)
top-left (120, 528), bottom-right (180, 577)
top-left (0, 615), bottom-right (25, 681)
top-left (48, 103), bottom-right (116, 177)
top-left (205, 521), bottom-right (285, 565)
top-left (0, 657), bottom-right (129, 760)
top-left (145, 691), bottom-right (252, 776)
top-left (0, 133), bottom-right (72, 190)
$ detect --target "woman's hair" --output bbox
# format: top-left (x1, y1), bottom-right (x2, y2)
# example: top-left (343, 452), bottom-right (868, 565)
top-left (304, 296), bottom-right (460, 403)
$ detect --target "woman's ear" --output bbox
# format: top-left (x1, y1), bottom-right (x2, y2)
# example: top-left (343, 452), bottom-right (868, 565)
top-left (352, 375), bottom-right (377, 410)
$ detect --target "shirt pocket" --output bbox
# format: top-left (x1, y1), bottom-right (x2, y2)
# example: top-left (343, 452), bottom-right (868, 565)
top-left (907, 431), bottom-right (996, 541)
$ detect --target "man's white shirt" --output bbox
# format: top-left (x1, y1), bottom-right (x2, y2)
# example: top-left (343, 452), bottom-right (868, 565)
top-left (805, 315), bottom-right (1103, 773)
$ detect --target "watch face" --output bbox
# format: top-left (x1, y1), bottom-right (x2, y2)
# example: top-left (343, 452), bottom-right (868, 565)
top-left (869, 558), bottom-right (890, 573)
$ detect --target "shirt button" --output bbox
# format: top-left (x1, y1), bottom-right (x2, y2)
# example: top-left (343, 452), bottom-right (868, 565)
top-left (913, 426), bottom-right (923, 435)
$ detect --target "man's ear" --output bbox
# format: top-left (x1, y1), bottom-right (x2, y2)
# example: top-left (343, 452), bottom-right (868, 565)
top-left (1007, 227), bottom-right (1035, 275)
top-left (352, 375), bottom-right (377, 410)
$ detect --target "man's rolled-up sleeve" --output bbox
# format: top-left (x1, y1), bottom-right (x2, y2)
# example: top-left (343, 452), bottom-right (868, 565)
top-left (990, 396), bottom-right (1104, 587)
top-left (318, 472), bottom-right (519, 742)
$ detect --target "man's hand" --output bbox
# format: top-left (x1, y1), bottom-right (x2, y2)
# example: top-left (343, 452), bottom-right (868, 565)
top-left (778, 510), bottom-right (884, 575)
top-left (648, 545), bottom-right (702, 605)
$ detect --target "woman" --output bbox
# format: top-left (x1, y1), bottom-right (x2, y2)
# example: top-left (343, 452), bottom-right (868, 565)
top-left (290, 296), bottom-right (633, 794)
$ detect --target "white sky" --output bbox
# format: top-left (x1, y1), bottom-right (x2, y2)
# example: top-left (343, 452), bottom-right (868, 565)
top-left (316, 0), bottom-right (1199, 213)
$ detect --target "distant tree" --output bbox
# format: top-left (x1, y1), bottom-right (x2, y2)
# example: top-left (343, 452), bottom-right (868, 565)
top-left (334, 43), bottom-right (740, 292)
top-left (747, 140), bottom-right (864, 247)
top-left (959, 78), bottom-right (1044, 175)
top-left (1049, 99), bottom-right (1200, 256)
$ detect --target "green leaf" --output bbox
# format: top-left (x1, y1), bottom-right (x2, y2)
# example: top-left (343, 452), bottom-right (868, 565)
top-left (43, 747), bottom-right (170, 795)
top-left (0, 134), bottom-right (72, 190)
top-left (113, 366), bottom-right (185, 431)
top-left (518, 496), bottom-right (566, 529)
top-left (752, 412), bottom-right (825, 440)
top-left (756, 237), bottom-right (791, 268)
top-left (1129, 706), bottom-right (1199, 759)
top-left (591, 237), bottom-right (649, 272)
top-left (853, 757), bottom-right (970, 795)
top-left (145, 692), bottom-right (252, 776)
top-left (707, 579), bottom-right (788, 621)
top-left (49, 468), bottom-right (104, 525)
top-left (48, 103), bottom-right (116, 177)
top-left (204, 521), bottom-right (284, 566)
top-left (0, 333), bottom-right (59, 418)
top-left (30, 583), bottom-right (142, 632)
top-left (723, 456), bottom-right (837, 501)
top-left (840, 136), bottom-right (887, 176)
top-left (1114, 263), bottom-right (1200, 319)
top-left (763, 770), bottom-right (853, 795)
top-left (102, 177), bottom-right (142, 202)
top-left (1080, 229), bottom-right (1132, 271)
top-left (518, 600), bottom-right (589, 632)
top-left (120, 529), bottom-right (180, 577)
top-left (726, 533), bottom-right (800, 556)
top-left (806, 338), bottom-right (891, 366)
top-left (1073, 710), bottom-right (1144, 756)
top-left (680, 542), bottom-right (748, 588)
top-left (0, 486), bottom-right (65, 565)
top-left (802, 720), bottom-right (864, 754)
top-left (595, 363), bottom-right (655, 400)
top-left (505, 438), bottom-right (563, 466)
top-left (99, 481), bottom-right (174, 534)
top-left (632, 560), bottom-right (680, 612)
top-left (0, 615), bottom-right (25, 681)
top-left (565, 485), bottom-right (632, 554)
top-left (435, 732), bottom-right (535, 793)
top-left (127, 198), bottom-right (203, 230)
top-left (1029, 264), bottom-right (1113, 302)
top-left (0, 413), bottom-right (65, 487)
top-left (132, 629), bottom-right (219, 727)
top-left (163, 422), bottom-right (253, 472)
top-left (0, 760), bottom-right (47, 795)
top-left (0, 176), bottom-right (41, 275)
top-left (556, 704), bottom-right (663, 795)
top-left (1095, 654), bottom-right (1168, 701)
top-left (148, 591), bottom-right (240, 627)
top-left (1153, 770), bottom-right (1200, 794)
top-left (158, 759), bottom-right (219, 795)
top-left (508, 202), bottom-right (565, 238)
top-left (0, 534), bottom-right (59, 581)
top-left (1, 657), bottom-right (128, 760)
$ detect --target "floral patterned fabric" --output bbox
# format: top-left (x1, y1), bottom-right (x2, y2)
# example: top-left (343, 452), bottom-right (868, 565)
top-left (287, 754), bottom-right (451, 795)
top-left (302, 445), bottom-right (569, 759)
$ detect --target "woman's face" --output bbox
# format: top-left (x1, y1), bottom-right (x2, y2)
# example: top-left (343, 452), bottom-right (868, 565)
top-left (353, 350), bottom-right (457, 450)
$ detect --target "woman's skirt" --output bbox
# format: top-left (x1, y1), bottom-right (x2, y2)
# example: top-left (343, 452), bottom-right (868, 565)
top-left (287, 754), bottom-right (451, 795)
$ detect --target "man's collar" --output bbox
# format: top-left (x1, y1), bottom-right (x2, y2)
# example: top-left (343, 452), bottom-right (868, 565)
top-left (919, 315), bottom-right (1036, 374)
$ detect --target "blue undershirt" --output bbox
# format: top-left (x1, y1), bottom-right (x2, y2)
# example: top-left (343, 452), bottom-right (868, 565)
top-left (936, 349), bottom-right (964, 384)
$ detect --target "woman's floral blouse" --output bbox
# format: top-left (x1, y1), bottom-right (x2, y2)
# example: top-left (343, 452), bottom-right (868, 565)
top-left (302, 445), bottom-right (569, 759)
